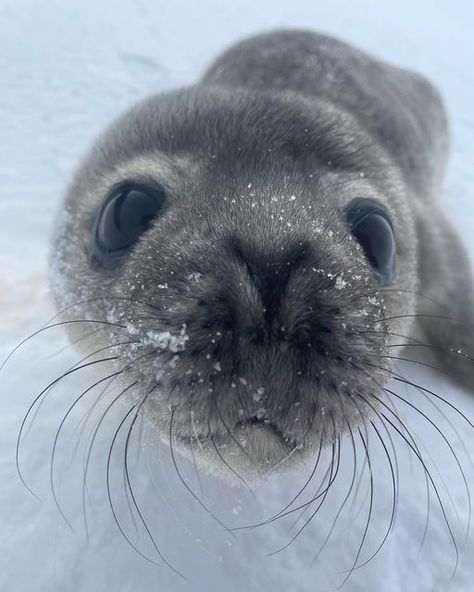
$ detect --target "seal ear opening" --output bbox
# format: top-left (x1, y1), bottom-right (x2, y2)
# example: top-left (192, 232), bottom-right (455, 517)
top-left (411, 203), bottom-right (474, 391)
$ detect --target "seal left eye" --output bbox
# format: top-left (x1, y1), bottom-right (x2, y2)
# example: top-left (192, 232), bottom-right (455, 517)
top-left (90, 183), bottom-right (166, 269)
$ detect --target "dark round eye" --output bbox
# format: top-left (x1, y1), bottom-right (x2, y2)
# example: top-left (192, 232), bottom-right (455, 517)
top-left (345, 198), bottom-right (396, 287)
top-left (90, 183), bottom-right (166, 269)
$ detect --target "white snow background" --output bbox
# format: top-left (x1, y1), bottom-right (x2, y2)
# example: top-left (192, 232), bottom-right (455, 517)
top-left (0, 1), bottom-right (473, 591)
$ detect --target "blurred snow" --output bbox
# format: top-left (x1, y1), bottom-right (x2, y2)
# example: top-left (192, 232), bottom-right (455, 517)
top-left (0, 1), bottom-right (473, 591)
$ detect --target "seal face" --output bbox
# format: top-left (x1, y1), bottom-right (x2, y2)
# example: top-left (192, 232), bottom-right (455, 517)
top-left (49, 30), bottom-right (474, 478)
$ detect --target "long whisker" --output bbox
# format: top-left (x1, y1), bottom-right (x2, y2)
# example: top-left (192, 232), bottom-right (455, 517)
top-left (337, 428), bottom-right (374, 589)
top-left (267, 417), bottom-right (341, 555)
top-left (232, 423), bottom-right (339, 531)
top-left (169, 407), bottom-right (233, 534)
top-left (365, 361), bottom-right (474, 431)
top-left (385, 387), bottom-right (471, 541)
top-left (24, 341), bottom-right (133, 438)
top-left (361, 356), bottom-right (461, 574)
top-left (106, 404), bottom-right (159, 565)
top-left (311, 418), bottom-right (358, 565)
top-left (82, 381), bottom-right (138, 539)
top-left (1, 320), bottom-right (125, 371)
top-left (350, 365), bottom-right (433, 554)
top-left (16, 356), bottom-right (118, 497)
top-left (382, 413), bottom-right (459, 578)
top-left (123, 387), bottom-right (187, 579)
top-left (207, 415), bottom-right (254, 493)
top-left (50, 370), bottom-right (123, 533)
top-left (261, 428), bottom-right (325, 526)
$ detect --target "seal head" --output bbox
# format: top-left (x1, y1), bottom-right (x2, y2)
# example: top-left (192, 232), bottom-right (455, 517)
top-left (50, 31), bottom-right (474, 477)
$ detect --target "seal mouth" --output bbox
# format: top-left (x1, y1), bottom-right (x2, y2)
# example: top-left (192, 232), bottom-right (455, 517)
top-left (240, 416), bottom-right (289, 441)
top-left (172, 413), bottom-right (297, 476)
top-left (175, 417), bottom-right (291, 447)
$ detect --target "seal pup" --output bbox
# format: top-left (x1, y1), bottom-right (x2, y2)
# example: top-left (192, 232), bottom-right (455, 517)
top-left (49, 29), bottom-right (474, 479)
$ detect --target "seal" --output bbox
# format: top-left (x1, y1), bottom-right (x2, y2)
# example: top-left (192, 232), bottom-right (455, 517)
top-left (49, 29), bottom-right (474, 478)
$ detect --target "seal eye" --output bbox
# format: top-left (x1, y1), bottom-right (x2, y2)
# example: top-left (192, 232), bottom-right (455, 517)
top-left (90, 183), bottom-right (166, 269)
top-left (346, 198), bottom-right (396, 287)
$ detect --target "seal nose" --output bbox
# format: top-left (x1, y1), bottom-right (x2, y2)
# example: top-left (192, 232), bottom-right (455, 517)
top-left (228, 236), bottom-right (309, 326)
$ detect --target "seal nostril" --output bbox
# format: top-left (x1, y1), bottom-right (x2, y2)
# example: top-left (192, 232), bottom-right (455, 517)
top-left (227, 236), bottom-right (310, 325)
top-left (248, 416), bottom-right (267, 425)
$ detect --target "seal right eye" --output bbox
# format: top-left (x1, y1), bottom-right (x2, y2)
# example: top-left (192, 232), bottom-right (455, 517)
top-left (345, 198), bottom-right (396, 287)
top-left (90, 183), bottom-right (166, 269)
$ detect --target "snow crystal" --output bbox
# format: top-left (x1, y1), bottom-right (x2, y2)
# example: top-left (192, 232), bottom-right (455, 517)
top-left (143, 324), bottom-right (188, 353)
top-left (253, 387), bottom-right (265, 402)
top-left (334, 276), bottom-right (347, 290)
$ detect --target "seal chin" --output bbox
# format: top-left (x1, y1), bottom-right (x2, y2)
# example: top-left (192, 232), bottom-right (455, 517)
top-left (175, 419), bottom-right (301, 479)
top-left (232, 421), bottom-right (297, 469)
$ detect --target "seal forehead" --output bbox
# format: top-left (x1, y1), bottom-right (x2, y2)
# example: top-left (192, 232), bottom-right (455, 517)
top-left (85, 86), bottom-right (387, 185)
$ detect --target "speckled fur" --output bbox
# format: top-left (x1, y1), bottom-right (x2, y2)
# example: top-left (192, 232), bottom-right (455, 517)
top-left (49, 30), bottom-right (473, 477)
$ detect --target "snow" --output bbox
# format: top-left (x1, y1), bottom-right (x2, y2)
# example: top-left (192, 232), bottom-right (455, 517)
top-left (0, 1), bottom-right (473, 591)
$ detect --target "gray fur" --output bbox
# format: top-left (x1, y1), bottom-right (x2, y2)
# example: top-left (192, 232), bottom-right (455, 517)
top-left (50, 30), bottom-right (474, 477)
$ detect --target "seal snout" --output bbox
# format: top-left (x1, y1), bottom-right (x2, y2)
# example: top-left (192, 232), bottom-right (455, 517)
top-left (219, 235), bottom-right (313, 341)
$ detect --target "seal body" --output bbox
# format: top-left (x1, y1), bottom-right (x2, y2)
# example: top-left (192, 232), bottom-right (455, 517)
top-left (50, 30), bottom-right (474, 477)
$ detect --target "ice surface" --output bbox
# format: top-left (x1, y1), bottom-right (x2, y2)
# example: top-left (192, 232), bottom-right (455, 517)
top-left (0, 1), bottom-right (473, 591)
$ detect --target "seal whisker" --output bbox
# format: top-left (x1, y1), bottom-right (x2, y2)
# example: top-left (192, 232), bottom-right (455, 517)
top-left (287, 413), bottom-right (342, 534)
top-left (311, 417), bottom-right (358, 566)
top-left (362, 381), bottom-right (460, 563)
top-left (368, 362), bottom-right (474, 432)
top-left (186, 392), bottom-right (205, 497)
top-left (212, 387), bottom-right (260, 471)
top-left (75, 376), bottom-right (126, 541)
top-left (105, 402), bottom-right (160, 566)
top-left (377, 312), bottom-right (474, 329)
top-left (16, 356), bottom-right (119, 498)
top-left (267, 415), bottom-right (341, 555)
top-left (82, 380), bottom-right (138, 540)
top-left (169, 407), bottom-right (233, 534)
top-left (370, 352), bottom-right (473, 392)
top-left (15, 332), bottom-right (129, 437)
top-left (42, 327), bottom-right (106, 361)
top-left (1, 319), bottom-right (126, 372)
top-left (50, 371), bottom-right (123, 534)
top-left (263, 415), bottom-right (323, 523)
top-left (385, 386), bottom-right (471, 541)
top-left (349, 364), bottom-right (433, 553)
top-left (207, 398), bottom-right (254, 493)
top-left (123, 385), bottom-right (187, 579)
top-left (382, 412), bottom-right (460, 578)
top-left (349, 418), bottom-right (396, 570)
top-left (337, 427), bottom-right (374, 588)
